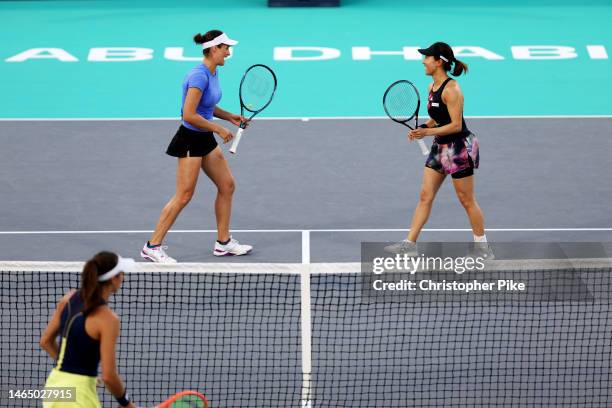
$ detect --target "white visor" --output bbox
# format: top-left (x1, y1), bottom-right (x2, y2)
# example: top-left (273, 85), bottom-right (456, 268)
top-left (202, 33), bottom-right (238, 50)
top-left (98, 255), bottom-right (135, 282)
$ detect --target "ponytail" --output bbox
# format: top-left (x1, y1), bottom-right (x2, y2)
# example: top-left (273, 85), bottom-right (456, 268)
top-left (80, 252), bottom-right (118, 315)
top-left (451, 59), bottom-right (468, 76)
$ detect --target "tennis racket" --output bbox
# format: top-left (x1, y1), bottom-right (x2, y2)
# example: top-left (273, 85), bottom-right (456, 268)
top-left (229, 64), bottom-right (277, 154)
top-left (382, 80), bottom-right (429, 156)
top-left (151, 390), bottom-right (209, 408)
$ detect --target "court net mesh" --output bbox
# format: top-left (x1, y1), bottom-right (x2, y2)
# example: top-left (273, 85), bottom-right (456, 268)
top-left (1, 260), bottom-right (611, 407)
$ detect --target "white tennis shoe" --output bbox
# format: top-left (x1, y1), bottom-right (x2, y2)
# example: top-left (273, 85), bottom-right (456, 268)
top-left (468, 242), bottom-right (495, 261)
top-left (214, 237), bottom-right (253, 256)
top-left (384, 240), bottom-right (418, 256)
top-left (141, 243), bottom-right (177, 263)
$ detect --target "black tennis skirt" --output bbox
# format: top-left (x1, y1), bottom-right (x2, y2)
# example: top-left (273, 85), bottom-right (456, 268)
top-left (166, 125), bottom-right (218, 158)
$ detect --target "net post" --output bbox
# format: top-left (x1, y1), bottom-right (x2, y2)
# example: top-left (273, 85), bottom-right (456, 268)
top-left (300, 231), bottom-right (313, 407)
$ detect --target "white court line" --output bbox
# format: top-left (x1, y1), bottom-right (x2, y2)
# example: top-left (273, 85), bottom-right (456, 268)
top-left (1, 228), bottom-right (612, 235)
top-left (0, 115), bottom-right (610, 121)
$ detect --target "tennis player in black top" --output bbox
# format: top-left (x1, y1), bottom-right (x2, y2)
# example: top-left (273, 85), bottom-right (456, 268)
top-left (40, 252), bottom-right (136, 408)
top-left (385, 42), bottom-right (492, 257)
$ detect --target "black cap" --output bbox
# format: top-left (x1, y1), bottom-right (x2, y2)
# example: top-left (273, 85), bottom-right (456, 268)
top-left (418, 42), bottom-right (454, 63)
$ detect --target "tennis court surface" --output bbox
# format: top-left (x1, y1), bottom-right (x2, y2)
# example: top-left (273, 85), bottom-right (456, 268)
top-left (1, 0), bottom-right (612, 406)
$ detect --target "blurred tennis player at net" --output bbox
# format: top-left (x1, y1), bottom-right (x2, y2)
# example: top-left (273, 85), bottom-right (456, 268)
top-left (40, 252), bottom-right (136, 408)
top-left (142, 30), bottom-right (252, 263)
top-left (385, 42), bottom-right (492, 257)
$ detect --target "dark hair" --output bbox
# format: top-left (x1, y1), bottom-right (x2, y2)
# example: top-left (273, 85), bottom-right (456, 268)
top-left (193, 30), bottom-right (224, 56)
top-left (434, 42), bottom-right (469, 76)
top-left (450, 59), bottom-right (468, 76)
top-left (80, 251), bottom-right (118, 315)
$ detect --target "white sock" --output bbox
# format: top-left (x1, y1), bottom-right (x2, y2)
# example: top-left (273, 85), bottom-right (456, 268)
top-left (473, 234), bottom-right (487, 243)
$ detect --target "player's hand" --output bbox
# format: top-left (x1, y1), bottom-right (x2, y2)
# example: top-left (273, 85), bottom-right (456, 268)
top-left (229, 114), bottom-right (249, 128)
top-left (217, 126), bottom-right (234, 143)
top-left (408, 128), bottom-right (428, 140)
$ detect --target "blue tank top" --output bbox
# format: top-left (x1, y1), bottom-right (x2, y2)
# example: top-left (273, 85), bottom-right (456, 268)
top-left (427, 78), bottom-right (470, 144)
top-left (55, 292), bottom-right (103, 377)
top-left (181, 63), bottom-right (222, 131)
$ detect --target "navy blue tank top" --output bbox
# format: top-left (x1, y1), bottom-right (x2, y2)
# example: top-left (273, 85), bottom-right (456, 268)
top-left (55, 292), bottom-right (103, 377)
top-left (427, 78), bottom-right (470, 144)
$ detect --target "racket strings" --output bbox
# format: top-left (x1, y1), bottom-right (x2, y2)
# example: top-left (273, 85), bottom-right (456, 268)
top-left (240, 66), bottom-right (276, 112)
top-left (169, 396), bottom-right (205, 407)
top-left (384, 82), bottom-right (419, 122)
top-left (165, 393), bottom-right (207, 407)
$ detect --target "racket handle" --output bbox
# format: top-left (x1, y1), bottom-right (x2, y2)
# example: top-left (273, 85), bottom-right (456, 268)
top-left (229, 127), bottom-right (245, 154)
top-left (417, 139), bottom-right (429, 156)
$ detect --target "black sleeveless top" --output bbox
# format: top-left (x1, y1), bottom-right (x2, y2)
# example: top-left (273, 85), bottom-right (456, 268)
top-left (55, 292), bottom-right (103, 377)
top-left (427, 77), bottom-right (470, 144)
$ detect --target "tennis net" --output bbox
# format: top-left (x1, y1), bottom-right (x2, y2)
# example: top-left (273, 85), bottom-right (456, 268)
top-left (1, 259), bottom-right (611, 407)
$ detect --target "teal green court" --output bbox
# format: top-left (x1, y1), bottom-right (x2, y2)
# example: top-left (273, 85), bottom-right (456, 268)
top-left (0, 0), bottom-right (610, 118)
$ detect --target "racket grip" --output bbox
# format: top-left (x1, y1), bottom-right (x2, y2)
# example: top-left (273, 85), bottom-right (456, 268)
top-left (229, 127), bottom-right (245, 154)
top-left (417, 139), bottom-right (429, 156)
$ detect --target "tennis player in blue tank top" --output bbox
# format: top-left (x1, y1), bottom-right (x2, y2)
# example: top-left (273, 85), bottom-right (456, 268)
top-left (385, 42), bottom-right (493, 258)
top-left (142, 30), bottom-right (253, 263)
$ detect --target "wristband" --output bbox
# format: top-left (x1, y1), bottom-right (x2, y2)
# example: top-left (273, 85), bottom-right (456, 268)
top-left (418, 124), bottom-right (428, 129)
top-left (116, 390), bottom-right (131, 407)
